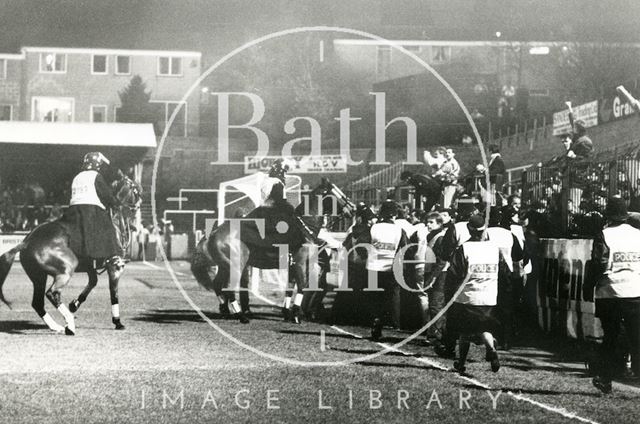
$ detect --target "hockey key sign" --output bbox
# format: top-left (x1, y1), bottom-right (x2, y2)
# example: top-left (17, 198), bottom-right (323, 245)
top-left (244, 155), bottom-right (347, 174)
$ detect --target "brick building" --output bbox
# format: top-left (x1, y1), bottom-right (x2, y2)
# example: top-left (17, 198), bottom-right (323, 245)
top-left (0, 46), bottom-right (201, 136)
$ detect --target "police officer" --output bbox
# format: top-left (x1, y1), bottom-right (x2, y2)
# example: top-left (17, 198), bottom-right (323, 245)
top-left (332, 202), bottom-right (375, 324)
top-left (367, 199), bottom-right (408, 340)
top-left (63, 152), bottom-right (122, 266)
top-left (444, 214), bottom-right (502, 374)
top-left (591, 196), bottom-right (640, 394)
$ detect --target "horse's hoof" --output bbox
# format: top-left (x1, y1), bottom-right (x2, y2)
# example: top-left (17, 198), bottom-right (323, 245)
top-left (64, 327), bottom-right (75, 336)
top-left (113, 319), bottom-right (125, 330)
top-left (235, 313), bottom-right (250, 324)
top-left (371, 318), bottom-right (382, 341)
top-left (69, 299), bottom-right (80, 313)
top-left (282, 307), bottom-right (290, 321)
top-left (291, 305), bottom-right (302, 324)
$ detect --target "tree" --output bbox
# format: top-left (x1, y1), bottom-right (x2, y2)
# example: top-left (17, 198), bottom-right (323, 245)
top-left (555, 43), bottom-right (640, 103)
top-left (117, 75), bottom-right (157, 126)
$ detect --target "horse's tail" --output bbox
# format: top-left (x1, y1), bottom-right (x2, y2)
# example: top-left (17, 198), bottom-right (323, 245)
top-left (0, 243), bottom-right (23, 308)
top-left (190, 237), bottom-right (217, 291)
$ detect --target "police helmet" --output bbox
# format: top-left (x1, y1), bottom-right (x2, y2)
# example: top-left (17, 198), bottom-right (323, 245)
top-left (82, 152), bottom-right (110, 171)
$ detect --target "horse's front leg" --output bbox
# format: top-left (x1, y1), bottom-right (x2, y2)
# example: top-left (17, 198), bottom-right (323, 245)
top-left (224, 243), bottom-right (250, 324)
top-left (106, 256), bottom-right (126, 330)
top-left (69, 266), bottom-right (98, 313)
top-left (45, 271), bottom-right (76, 336)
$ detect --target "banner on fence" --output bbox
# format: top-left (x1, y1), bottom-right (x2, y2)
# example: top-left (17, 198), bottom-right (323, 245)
top-left (552, 100), bottom-right (598, 136)
top-left (244, 155), bottom-right (347, 174)
top-left (535, 238), bottom-right (602, 340)
top-left (0, 234), bottom-right (25, 257)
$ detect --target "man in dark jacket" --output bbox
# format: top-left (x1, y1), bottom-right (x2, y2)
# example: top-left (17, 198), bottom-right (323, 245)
top-left (487, 144), bottom-right (506, 185)
top-left (63, 152), bottom-right (122, 265)
top-left (568, 120), bottom-right (593, 161)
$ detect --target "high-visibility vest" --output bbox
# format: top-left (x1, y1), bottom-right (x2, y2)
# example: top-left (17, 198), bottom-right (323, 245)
top-left (367, 222), bottom-right (403, 272)
top-left (597, 223), bottom-right (640, 299)
top-left (70, 170), bottom-right (105, 209)
top-left (456, 240), bottom-right (499, 306)
top-left (455, 221), bottom-right (470, 246)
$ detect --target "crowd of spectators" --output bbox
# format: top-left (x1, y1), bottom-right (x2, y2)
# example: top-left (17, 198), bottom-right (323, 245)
top-left (0, 181), bottom-right (68, 233)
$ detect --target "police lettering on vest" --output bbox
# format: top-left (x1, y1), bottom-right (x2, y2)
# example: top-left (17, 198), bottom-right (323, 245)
top-left (598, 223), bottom-right (640, 299)
top-left (70, 170), bottom-right (106, 209)
top-left (367, 222), bottom-right (403, 272)
top-left (457, 241), bottom-right (499, 306)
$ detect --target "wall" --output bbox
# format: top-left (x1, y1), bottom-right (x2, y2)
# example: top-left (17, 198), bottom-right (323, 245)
top-left (0, 58), bottom-right (22, 118)
top-left (20, 50), bottom-right (200, 135)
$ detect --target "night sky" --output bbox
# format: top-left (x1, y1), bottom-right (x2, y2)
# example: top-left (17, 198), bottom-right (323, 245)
top-left (1, 0), bottom-right (639, 61)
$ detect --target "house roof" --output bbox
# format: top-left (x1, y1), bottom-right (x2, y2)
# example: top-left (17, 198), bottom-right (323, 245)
top-left (0, 122), bottom-right (157, 148)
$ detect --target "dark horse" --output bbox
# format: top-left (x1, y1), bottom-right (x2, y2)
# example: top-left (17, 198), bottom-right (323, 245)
top-left (400, 171), bottom-right (443, 212)
top-left (190, 178), bottom-right (355, 323)
top-left (0, 176), bottom-right (141, 335)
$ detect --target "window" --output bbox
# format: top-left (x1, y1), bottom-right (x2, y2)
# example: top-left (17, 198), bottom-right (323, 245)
top-left (0, 105), bottom-right (12, 121)
top-left (0, 59), bottom-right (6, 79)
top-left (376, 46), bottom-right (391, 80)
top-left (158, 56), bottom-right (182, 76)
top-left (432, 46), bottom-right (451, 63)
top-left (92, 54), bottom-right (107, 74)
top-left (116, 55), bottom-right (131, 75)
top-left (32, 97), bottom-right (74, 122)
top-left (150, 100), bottom-right (187, 136)
top-left (40, 53), bottom-right (66, 73)
top-left (91, 105), bottom-right (107, 122)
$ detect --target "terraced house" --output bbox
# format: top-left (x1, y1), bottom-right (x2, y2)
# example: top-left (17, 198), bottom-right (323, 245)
top-left (0, 46), bottom-right (202, 136)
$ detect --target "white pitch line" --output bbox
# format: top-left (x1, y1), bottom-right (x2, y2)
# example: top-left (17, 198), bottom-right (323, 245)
top-left (330, 326), bottom-right (600, 424)
top-left (142, 260), bottom-right (188, 277)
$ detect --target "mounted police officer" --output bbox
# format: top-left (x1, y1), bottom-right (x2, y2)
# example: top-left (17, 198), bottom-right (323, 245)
top-left (63, 152), bottom-right (123, 268)
top-left (591, 196), bottom-right (640, 393)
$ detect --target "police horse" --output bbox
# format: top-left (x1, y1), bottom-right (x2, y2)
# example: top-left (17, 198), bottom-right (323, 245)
top-left (400, 171), bottom-right (445, 211)
top-left (0, 175), bottom-right (141, 335)
top-left (191, 177), bottom-right (355, 323)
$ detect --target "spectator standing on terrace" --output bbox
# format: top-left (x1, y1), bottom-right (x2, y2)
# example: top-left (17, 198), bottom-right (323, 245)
top-left (433, 148), bottom-right (460, 209)
top-left (487, 144), bottom-right (506, 183)
top-left (423, 147), bottom-right (446, 173)
top-left (591, 196), bottom-right (640, 394)
top-left (567, 120), bottom-right (593, 162)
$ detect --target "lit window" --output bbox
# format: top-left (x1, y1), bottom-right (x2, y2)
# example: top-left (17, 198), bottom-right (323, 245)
top-left (0, 105), bottom-right (12, 121)
top-left (40, 53), bottom-right (66, 73)
top-left (158, 57), bottom-right (182, 76)
top-left (32, 97), bottom-right (74, 122)
top-left (92, 55), bottom-right (107, 74)
top-left (116, 55), bottom-right (131, 74)
top-left (91, 105), bottom-right (107, 122)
